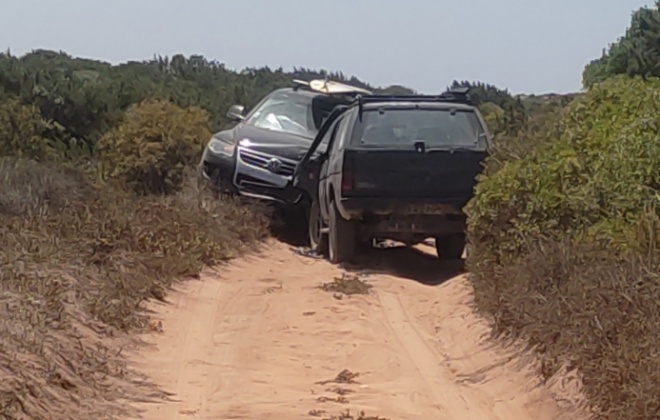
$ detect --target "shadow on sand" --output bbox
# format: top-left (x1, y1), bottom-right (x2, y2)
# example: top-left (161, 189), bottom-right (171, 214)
top-left (337, 241), bottom-right (466, 286)
top-left (266, 206), bottom-right (465, 287)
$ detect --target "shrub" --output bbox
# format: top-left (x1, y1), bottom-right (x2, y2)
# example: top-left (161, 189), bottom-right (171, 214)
top-left (0, 158), bottom-right (269, 419)
top-left (466, 75), bottom-right (660, 419)
top-left (97, 99), bottom-right (211, 195)
top-left (468, 76), bottom-right (660, 262)
top-left (0, 100), bottom-right (59, 161)
top-left (476, 93), bottom-right (578, 181)
top-left (0, 157), bottom-right (93, 216)
top-left (469, 235), bottom-right (660, 420)
top-left (478, 102), bottom-right (506, 134)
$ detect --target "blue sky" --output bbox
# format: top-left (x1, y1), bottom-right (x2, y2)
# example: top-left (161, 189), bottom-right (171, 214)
top-left (1, 0), bottom-right (651, 94)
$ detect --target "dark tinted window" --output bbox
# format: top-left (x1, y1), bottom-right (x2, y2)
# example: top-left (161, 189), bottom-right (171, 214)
top-left (353, 108), bottom-right (487, 148)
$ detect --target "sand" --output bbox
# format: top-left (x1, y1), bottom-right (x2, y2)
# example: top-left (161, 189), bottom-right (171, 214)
top-left (127, 240), bottom-right (585, 420)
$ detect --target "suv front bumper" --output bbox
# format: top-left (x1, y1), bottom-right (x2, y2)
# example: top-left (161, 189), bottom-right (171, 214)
top-left (233, 146), bottom-right (302, 204)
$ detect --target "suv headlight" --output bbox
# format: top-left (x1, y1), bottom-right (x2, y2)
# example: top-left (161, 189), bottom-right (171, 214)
top-left (208, 138), bottom-right (235, 156)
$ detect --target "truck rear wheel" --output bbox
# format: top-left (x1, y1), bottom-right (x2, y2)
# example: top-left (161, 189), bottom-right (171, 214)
top-left (307, 200), bottom-right (328, 255)
top-left (435, 233), bottom-right (466, 261)
top-left (328, 199), bottom-right (357, 264)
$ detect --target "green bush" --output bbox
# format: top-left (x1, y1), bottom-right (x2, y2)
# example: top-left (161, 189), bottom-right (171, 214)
top-left (466, 75), bottom-right (660, 419)
top-left (477, 102), bottom-right (506, 134)
top-left (97, 99), bottom-right (211, 195)
top-left (468, 76), bottom-right (660, 262)
top-left (0, 100), bottom-right (60, 161)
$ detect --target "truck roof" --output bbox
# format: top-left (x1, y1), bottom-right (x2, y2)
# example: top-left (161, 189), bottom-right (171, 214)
top-left (349, 89), bottom-right (476, 112)
top-left (359, 101), bottom-right (476, 111)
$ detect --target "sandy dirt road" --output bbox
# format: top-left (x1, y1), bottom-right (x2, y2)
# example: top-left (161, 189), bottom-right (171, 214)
top-left (127, 240), bottom-right (582, 420)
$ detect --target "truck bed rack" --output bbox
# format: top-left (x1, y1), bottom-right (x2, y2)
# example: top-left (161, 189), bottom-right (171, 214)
top-left (353, 87), bottom-right (472, 120)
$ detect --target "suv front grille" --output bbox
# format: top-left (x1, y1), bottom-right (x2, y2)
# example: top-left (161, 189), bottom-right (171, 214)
top-left (238, 148), bottom-right (296, 176)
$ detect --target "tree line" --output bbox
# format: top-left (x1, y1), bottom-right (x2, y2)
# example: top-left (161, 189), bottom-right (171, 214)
top-left (0, 48), bottom-right (551, 163)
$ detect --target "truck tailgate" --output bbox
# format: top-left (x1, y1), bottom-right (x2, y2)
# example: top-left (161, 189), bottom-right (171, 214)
top-left (344, 148), bottom-right (486, 201)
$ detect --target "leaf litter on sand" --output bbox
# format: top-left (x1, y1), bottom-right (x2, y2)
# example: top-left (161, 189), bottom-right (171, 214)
top-left (320, 273), bottom-right (372, 296)
top-left (310, 370), bottom-right (390, 420)
top-left (322, 409), bottom-right (390, 420)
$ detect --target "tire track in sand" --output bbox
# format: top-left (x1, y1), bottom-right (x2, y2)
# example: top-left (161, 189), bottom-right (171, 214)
top-left (128, 240), bottom-right (584, 420)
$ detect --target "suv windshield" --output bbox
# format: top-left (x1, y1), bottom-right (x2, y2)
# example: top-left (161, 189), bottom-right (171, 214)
top-left (245, 91), bottom-right (345, 139)
top-left (353, 107), bottom-right (487, 148)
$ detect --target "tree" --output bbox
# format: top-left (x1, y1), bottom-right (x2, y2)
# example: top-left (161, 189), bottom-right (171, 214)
top-left (0, 50), bottom-right (416, 156)
top-left (582, 2), bottom-right (660, 87)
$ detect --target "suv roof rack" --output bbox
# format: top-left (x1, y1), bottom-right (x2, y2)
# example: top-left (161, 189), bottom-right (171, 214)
top-left (354, 88), bottom-right (471, 104)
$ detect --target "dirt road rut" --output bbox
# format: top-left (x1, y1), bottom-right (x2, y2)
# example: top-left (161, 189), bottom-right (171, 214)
top-left (128, 240), bottom-right (581, 420)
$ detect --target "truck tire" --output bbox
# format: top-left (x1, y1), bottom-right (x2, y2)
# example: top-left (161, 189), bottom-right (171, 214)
top-left (308, 200), bottom-right (328, 255)
top-left (328, 199), bottom-right (357, 264)
top-left (435, 233), bottom-right (466, 261)
top-left (356, 237), bottom-right (374, 252)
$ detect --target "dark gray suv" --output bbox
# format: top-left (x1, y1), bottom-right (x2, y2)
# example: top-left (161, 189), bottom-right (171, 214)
top-left (198, 80), bottom-right (370, 204)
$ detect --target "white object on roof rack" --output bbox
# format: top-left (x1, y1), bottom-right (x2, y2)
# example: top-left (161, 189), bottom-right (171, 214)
top-left (293, 78), bottom-right (373, 95)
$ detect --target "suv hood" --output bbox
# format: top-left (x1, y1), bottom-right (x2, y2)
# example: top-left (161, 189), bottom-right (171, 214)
top-left (234, 125), bottom-right (314, 162)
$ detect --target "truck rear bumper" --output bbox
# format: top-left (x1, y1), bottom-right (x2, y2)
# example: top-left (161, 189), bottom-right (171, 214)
top-left (337, 197), bottom-right (468, 240)
top-left (362, 214), bottom-right (466, 237)
top-left (338, 197), bottom-right (469, 219)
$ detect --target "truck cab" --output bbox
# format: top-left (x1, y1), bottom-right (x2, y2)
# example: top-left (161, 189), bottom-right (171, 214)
top-left (291, 89), bottom-right (492, 264)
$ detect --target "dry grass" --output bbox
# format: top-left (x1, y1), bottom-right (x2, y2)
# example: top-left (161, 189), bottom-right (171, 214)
top-left (467, 236), bottom-right (660, 419)
top-left (465, 77), bottom-right (660, 419)
top-left (0, 157), bottom-right (269, 419)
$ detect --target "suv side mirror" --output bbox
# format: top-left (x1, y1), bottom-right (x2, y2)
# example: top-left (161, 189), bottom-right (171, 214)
top-left (227, 104), bottom-right (245, 122)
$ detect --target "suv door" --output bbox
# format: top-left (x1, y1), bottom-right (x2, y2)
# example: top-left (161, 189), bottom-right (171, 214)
top-left (291, 106), bottom-right (347, 203)
top-left (295, 119), bottom-right (340, 205)
top-left (318, 113), bottom-right (352, 221)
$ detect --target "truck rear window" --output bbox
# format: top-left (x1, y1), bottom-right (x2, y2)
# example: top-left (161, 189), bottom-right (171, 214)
top-left (353, 108), bottom-right (487, 148)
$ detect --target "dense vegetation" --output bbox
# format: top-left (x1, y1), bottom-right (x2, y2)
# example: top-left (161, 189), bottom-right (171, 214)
top-left (583, 1), bottom-right (660, 87)
top-left (0, 50), bottom-right (413, 157)
top-left (467, 3), bottom-right (660, 419)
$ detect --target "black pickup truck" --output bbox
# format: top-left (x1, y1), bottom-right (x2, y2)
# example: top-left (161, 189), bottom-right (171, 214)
top-left (290, 90), bottom-right (492, 263)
